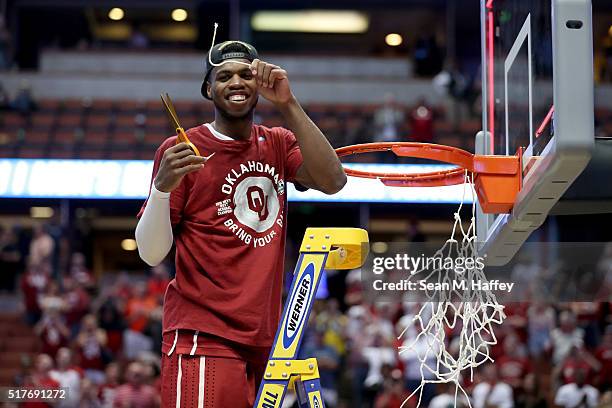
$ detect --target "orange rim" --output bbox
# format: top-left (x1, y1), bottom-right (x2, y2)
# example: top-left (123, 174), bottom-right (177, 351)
top-left (334, 142), bottom-right (522, 213)
top-left (335, 142), bottom-right (477, 187)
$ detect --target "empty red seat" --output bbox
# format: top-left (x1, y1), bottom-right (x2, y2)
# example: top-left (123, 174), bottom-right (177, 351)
top-left (115, 115), bottom-right (136, 127)
top-left (2, 113), bottom-right (25, 128)
top-left (47, 148), bottom-right (74, 159)
top-left (91, 99), bottom-right (115, 111)
top-left (54, 130), bottom-right (75, 143)
top-left (18, 147), bottom-right (46, 158)
top-left (24, 130), bottom-right (51, 144)
top-left (63, 99), bottom-right (85, 112)
top-left (109, 150), bottom-right (138, 160)
top-left (57, 113), bottom-right (82, 127)
top-left (145, 115), bottom-right (168, 128)
top-left (31, 112), bottom-right (56, 129)
top-left (81, 131), bottom-right (109, 146)
top-left (78, 149), bottom-right (106, 159)
top-left (38, 99), bottom-right (61, 112)
top-left (86, 114), bottom-right (111, 128)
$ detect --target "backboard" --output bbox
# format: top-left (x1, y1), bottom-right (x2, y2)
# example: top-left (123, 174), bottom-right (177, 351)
top-left (476, 0), bottom-right (594, 265)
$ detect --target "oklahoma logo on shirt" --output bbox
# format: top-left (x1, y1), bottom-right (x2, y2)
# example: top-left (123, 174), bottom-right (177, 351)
top-left (233, 177), bottom-right (280, 233)
top-left (219, 161), bottom-right (285, 248)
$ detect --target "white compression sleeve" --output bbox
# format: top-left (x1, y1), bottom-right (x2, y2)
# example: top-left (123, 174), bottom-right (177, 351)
top-left (135, 185), bottom-right (174, 266)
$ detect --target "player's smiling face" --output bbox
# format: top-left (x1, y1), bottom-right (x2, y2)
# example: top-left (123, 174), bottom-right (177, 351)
top-left (207, 60), bottom-right (258, 119)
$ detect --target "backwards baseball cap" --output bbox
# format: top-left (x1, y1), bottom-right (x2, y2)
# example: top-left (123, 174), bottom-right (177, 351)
top-left (201, 40), bottom-right (259, 100)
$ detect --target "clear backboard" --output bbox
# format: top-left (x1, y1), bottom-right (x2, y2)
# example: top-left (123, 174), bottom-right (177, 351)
top-left (476, 0), bottom-right (594, 265)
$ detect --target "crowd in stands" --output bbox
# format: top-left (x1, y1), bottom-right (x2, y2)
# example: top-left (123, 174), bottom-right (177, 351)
top-left (1, 221), bottom-right (611, 407)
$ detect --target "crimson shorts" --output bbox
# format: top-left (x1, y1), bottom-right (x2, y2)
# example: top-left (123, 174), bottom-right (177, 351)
top-left (160, 331), bottom-right (270, 408)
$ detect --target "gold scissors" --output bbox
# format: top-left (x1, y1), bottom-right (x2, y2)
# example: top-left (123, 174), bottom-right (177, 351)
top-left (160, 92), bottom-right (201, 156)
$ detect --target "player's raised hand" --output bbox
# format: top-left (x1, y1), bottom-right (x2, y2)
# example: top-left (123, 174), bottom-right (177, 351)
top-left (250, 59), bottom-right (293, 105)
top-left (154, 143), bottom-right (212, 193)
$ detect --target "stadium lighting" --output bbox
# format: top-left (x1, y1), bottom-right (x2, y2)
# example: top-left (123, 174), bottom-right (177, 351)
top-left (251, 10), bottom-right (369, 33)
top-left (172, 8), bottom-right (188, 22)
top-left (108, 8), bottom-right (124, 21)
top-left (121, 239), bottom-right (138, 251)
top-left (371, 242), bottom-right (389, 254)
top-left (385, 33), bottom-right (403, 46)
top-left (30, 207), bottom-right (54, 218)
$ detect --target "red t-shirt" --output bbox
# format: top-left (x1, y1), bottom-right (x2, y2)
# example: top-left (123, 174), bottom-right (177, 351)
top-left (497, 355), bottom-right (532, 387)
top-left (139, 124), bottom-right (303, 347)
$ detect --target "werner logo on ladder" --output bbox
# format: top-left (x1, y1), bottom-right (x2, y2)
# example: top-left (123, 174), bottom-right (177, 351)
top-left (255, 228), bottom-right (369, 408)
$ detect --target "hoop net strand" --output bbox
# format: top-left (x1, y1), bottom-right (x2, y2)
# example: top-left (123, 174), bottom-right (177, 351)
top-left (397, 171), bottom-right (506, 408)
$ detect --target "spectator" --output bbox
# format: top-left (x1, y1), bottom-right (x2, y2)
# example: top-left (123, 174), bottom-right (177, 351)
top-left (49, 348), bottom-right (82, 407)
top-left (37, 280), bottom-right (65, 313)
top-left (374, 369), bottom-right (413, 408)
top-left (594, 325), bottom-right (612, 389)
top-left (515, 373), bottom-right (547, 408)
top-left (398, 325), bottom-right (439, 406)
top-left (113, 271), bottom-right (133, 299)
top-left (125, 281), bottom-right (156, 333)
top-left (147, 263), bottom-right (170, 301)
top-left (428, 382), bottom-right (470, 408)
top-left (409, 98), bottom-right (434, 143)
top-left (527, 301), bottom-right (555, 358)
top-left (300, 329), bottom-right (340, 406)
top-left (69, 252), bottom-right (95, 289)
top-left (143, 299), bottom-right (163, 355)
top-left (471, 364), bottom-right (514, 408)
top-left (97, 296), bottom-right (126, 356)
top-left (344, 269), bottom-right (364, 306)
top-left (497, 332), bottom-right (532, 390)
top-left (554, 368), bottom-right (599, 408)
top-left (99, 362), bottom-right (121, 408)
top-left (551, 311), bottom-right (585, 365)
top-left (112, 361), bottom-right (159, 408)
top-left (80, 377), bottom-right (103, 407)
top-left (22, 354), bottom-right (60, 408)
top-left (63, 276), bottom-right (91, 334)
top-left (29, 224), bottom-right (54, 270)
top-left (11, 79), bottom-right (37, 121)
top-left (570, 302), bottom-right (602, 349)
top-left (373, 93), bottom-right (405, 144)
top-left (317, 298), bottom-right (348, 358)
top-left (75, 314), bottom-right (108, 384)
top-left (346, 305), bottom-right (371, 407)
top-left (34, 298), bottom-right (70, 357)
top-left (557, 343), bottom-right (601, 386)
top-left (21, 260), bottom-right (50, 324)
top-left (599, 391), bottom-right (612, 407)
top-left (362, 332), bottom-right (398, 404)
top-left (123, 281), bottom-right (156, 358)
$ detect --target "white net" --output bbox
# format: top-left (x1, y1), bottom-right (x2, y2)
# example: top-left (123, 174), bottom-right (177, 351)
top-left (397, 172), bottom-right (506, 408)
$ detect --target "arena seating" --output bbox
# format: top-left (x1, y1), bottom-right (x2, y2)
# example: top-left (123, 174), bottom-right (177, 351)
top-left (0, 98), bottom-right (480, 160)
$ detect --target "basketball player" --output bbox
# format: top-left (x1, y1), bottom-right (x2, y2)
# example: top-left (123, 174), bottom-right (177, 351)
top-left (135, 40), bottom-right (346, 407)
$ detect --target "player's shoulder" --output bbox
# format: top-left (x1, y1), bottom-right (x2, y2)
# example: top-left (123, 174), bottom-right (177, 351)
top-left (255, 125), bottom-right (296, 149)
top-left (255, 124), bottom-right (293, 139)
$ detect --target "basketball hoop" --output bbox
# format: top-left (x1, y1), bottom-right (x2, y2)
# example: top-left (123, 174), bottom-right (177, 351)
top-left (334, 143), bottom-right (516, 407)
top-left (335, 142), bottom-right (521, 213)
